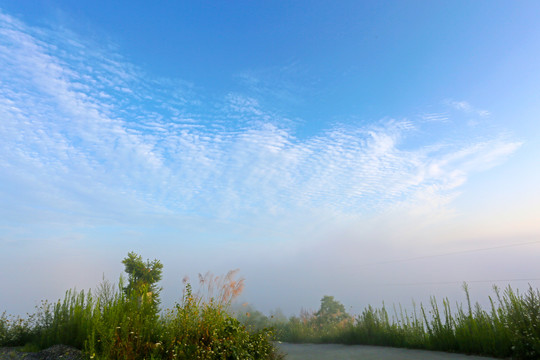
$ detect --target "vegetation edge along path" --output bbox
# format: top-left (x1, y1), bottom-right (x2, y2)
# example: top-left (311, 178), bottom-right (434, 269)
top-left (2, 252), bottom-right (540, 359)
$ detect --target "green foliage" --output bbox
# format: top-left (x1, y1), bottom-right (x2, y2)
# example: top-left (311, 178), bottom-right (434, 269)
top-left (122, 252), bottom-right (163, 307)
top-left (269, 296), bottom-right (353, 344)
top-left (35, 290), bottom-right (96, 349)
top-left (314, 296), bottom-right (351, 329)
top-left (497, 286), bottom-right (540, 359)
top-left (154, 284), bottom-right (280, 360)
top-left (0, 311), bottom-right (37, 347)
top-left (0, 253), bottom-right (281, 360)
top-left (233, 306), bottom-right (286, 330)
top-left (4, 251), bottom-right (539, 360)
top-left (234, 304), bottom-right (271, 333)
top-left (84, 280), bottom-right (161, 359)
top-left (20, 342), bottom-right (40, 352)
top-left (274, 285), bottom-right (540, 359)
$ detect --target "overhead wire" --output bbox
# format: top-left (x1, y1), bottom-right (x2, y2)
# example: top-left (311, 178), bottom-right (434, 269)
top-left (339, 239), bottom-right (540, 287)
top-left (352, 239), bottom-right (540, 269)
top-left (383, 278), bottom-right (540, 287)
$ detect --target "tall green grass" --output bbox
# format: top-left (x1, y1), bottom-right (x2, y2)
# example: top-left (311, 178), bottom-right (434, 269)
top-left (0, 273), bottom-right (282, 360)
top-left (3, 272), bottom-right (539, 359)
top-left (273, 284), bottom-right (540, 359)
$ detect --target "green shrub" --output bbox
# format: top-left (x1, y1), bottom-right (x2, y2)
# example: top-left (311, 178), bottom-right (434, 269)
top-left (0, 253), bottom-right (281, 360)
top-left (276, 284), bottom-right (540, 359)
top-left (0, 311), bottom-right (37, 347)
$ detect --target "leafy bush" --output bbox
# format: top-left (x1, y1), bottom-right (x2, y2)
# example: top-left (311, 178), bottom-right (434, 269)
top-left (0, 311), bottom-right (37, 346)
top-left (0, 253), bottom-right (282, 360)
top-left (275, 284), bottom-right (540, 359)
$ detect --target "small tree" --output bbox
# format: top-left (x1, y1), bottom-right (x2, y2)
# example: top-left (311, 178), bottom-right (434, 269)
top-left (315, 295), bottom-right (350, 328)
top-left (122, 252), bottom-right (163, 306)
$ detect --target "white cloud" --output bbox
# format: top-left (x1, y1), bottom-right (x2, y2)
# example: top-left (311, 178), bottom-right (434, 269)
top-left (0, 11), bottom-right (522, 236)
top-left (234, 61), bottom-right (308, 105)
top-left (421, 112), bottom-right (449, 123)
top-left (1, 10), bottom-right (537, 319)
top-left (446, 99), bottom-right (491, 117)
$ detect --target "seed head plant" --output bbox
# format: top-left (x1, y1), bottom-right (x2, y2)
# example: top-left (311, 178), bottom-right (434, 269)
top-left (0, 253), bottom-right (282, 360)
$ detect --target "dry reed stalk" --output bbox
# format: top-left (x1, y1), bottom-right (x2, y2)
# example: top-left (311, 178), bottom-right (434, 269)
top-left (183, 269), bottom-right (245, 306)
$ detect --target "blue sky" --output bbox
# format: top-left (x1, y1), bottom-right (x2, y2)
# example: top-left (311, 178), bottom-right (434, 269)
top-left (1, 1), bottom-right (540, 315)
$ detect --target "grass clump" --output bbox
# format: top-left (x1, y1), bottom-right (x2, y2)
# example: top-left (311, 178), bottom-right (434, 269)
top-left (156, 283), bottom-right (277, 360)
top-left (0, 311), bottom-right (38, 347)
top-left (271, 283), bottom-right (540, 359)
top-left (0, 254), bottom-right (282, 360)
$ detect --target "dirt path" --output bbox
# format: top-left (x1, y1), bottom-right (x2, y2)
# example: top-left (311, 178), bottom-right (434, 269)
top-left (277, 343), bottom-right (501, 360)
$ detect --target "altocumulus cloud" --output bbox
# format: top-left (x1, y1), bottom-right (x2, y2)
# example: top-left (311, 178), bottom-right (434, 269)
top-left (0, 11), bottom-right (522, 240)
